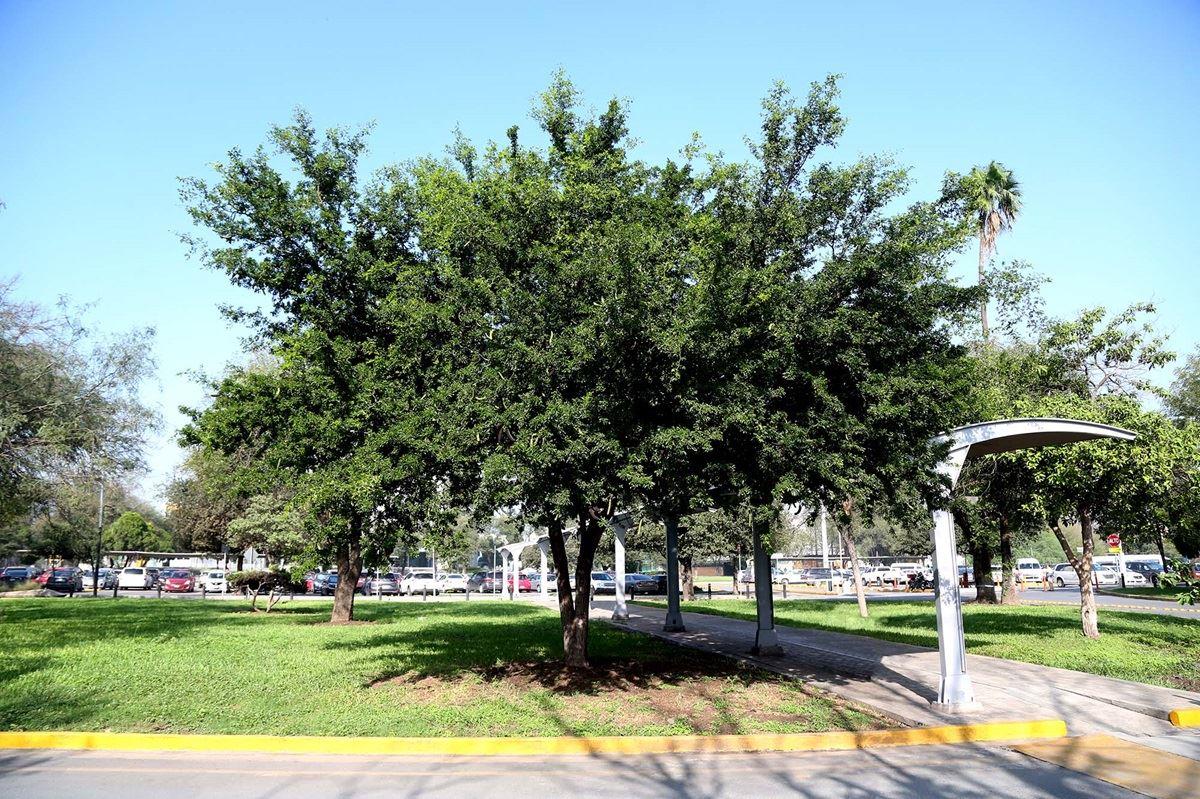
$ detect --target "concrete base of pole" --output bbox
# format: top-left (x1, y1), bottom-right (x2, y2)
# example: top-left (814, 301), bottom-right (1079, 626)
top-left (751, 627), bottom-right (783, 656)
top-left (663, 616), bottom-right (686, 633)
top-left (931, 700), bottom-right (984, 715)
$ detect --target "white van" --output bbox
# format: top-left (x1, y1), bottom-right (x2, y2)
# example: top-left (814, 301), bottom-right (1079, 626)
top-left (1015, 558), bottom-right (1046, 582)
top-left (118, 567), bottom-right (152, 590)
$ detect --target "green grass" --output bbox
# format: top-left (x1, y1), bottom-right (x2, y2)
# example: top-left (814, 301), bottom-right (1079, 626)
top-left (636, 598), bottom-right (1200, 689)
top-left (0, 598), bottom-right (884, 737)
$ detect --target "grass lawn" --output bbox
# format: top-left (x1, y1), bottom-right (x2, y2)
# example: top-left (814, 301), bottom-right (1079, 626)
top-left (636, 598), bottom-right (1200, 690)
top-left (0, 598), bottom-right (885, 737)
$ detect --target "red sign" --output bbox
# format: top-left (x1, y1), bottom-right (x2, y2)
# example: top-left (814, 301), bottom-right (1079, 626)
top-left (1106, 533), bottom-right (1121, 548)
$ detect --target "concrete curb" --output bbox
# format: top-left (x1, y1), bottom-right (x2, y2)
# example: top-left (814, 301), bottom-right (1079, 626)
top-left (1168, 708), bottom-right (1200, 728)
top-left (0, 720), bottom-right (1067, 757)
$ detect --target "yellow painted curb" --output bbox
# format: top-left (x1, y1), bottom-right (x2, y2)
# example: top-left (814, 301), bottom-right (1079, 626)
top-left (1015, 734), bottom-right (1200, 799)
top-left (0, 719), bottom-right (1066, 757)
top-left (1168, 707), bottom-right (1200, 727)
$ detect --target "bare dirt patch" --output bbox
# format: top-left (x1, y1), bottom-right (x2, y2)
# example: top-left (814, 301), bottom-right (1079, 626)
top-left (369, 654), bottom-right (884, 735)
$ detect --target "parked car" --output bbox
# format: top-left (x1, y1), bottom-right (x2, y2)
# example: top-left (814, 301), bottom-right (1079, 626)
top-left (439, 573), bottom-right (468, 593)
top-left (877, 563), bottom-right (921, 586)
top-left (623, 573), bottom-right (658, 595)
top-left (81, 568), bottom-right (117, 590)
top-left (203, 570), bottom-right (228, 593)
top-left (1014, 558), bottom-right (1047, 583)
top-left (146, 567), bottom-right (162, 587)
top-left (1046, 562), bottom-right (1119, 588)
top-left (118, 566), bottom-right (153, 590)
top-left (590, 571), bottom-right (616, 594)
top-left (403, 571), bottom-right (441, 595)
top-left (365, 573), bottom-right (400, 595)
top-left (802, 567), bottom-right (837, 585)
top-left (1099, 554), bottom-right (1156, 585)
top-left (44, 567), bottom-right (83, 593)
top-left (1, 566), bottom-right (35, 586)
top-left (160, 568), bottom-right (196, 593)
top-left (311, 573), bottom-right (337, 595)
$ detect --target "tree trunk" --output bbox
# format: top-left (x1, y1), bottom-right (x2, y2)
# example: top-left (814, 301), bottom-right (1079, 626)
top-left (547, 514), bottom-right (603, 669)
top-left (978, 234), bottom-right (990, 339)
top-left (1049, 514), bottom-right (1099, 638)
top-left (841, 523), bottom-right (869, 619)
top-left (236, 553), bottom-right (244, 572)
top-left (331, 518), bottom-right (363, 624)
top-left (680, 554), bottom-right (695, 601)
top-left (1155, 526), bottom-right (1169, 585)
top-left (999, 514), bottom-right (1019, 605)
top-left (956, 508), bottom-right (996, 603)
top-left (1077, 508), bottom-right (1100, 638)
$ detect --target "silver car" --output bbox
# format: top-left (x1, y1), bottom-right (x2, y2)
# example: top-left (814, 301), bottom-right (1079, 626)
top-left (1047, 562), bottom-right (1119, 588)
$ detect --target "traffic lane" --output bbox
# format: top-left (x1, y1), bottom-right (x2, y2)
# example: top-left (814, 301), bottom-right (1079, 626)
top-left (0, 744), bottom-right (1148, 799)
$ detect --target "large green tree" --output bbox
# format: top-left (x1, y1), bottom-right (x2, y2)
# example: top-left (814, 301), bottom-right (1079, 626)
top-left (181, 112), bottom-right (480, 623)
top-left (0, 280), bottom-right (156, 528)
top-left (1166, 346), bottom-right (1200, 424)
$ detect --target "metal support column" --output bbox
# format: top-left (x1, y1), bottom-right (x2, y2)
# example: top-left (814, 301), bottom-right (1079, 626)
top-left (751, 517), bottom-right (782, 655)
top-left (663, 515), bottom-right (685, 632)
top-left (612, 519), bottom-right (628, 621)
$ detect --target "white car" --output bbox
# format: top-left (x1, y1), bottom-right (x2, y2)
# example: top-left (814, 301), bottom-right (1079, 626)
top-left (438, 573), bottom-right (468, 593)
top-left (403, 571), bottom-right (440, 595)
top-left (203, 571), bottom-right (228, 593)
top-left (879, 563), bottom-right (922, 586)
top-left (118, 567), bottom-right (153, 589)
top-left (1046, 563), bottom-right (1119, 588)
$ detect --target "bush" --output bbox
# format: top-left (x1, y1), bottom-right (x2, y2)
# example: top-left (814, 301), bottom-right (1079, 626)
top-left (227, 569), bottom-right (305, 611)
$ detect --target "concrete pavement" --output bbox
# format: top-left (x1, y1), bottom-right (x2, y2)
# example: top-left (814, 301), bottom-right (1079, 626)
top-left (0, 744), bottom-right (1154, 799)
top-left (601, 602), bottom-right (1200, 737)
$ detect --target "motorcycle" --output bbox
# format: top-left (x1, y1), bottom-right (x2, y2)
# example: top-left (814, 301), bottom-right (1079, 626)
top-left (906, 572), bottom-right (933, 592)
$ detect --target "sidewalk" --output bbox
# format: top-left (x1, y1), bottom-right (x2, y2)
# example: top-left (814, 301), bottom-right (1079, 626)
top-left (597, 602), bottom-right (1200, 737)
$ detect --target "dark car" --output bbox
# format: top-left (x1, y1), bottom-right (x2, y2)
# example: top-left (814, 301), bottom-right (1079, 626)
top-left (1, 566), bottom-right (33, 586)
top-left (623, 573), bottom-right (659, 595)
top-left (311, 573), bottom-right (337, 595)
top-left (1125, 560), bottom-right (1166, 587)
top-left (44, 567), bottom-right (83, 594)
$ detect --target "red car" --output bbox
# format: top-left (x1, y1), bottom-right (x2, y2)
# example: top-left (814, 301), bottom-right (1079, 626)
top-left (160, 568), bottom-right (196, 592)
top-left (35, 570), bottom-right (51, 585)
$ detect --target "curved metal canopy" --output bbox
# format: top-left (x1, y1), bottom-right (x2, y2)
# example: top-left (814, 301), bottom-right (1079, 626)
top-left (944, 416), bottom-right (1135, 464)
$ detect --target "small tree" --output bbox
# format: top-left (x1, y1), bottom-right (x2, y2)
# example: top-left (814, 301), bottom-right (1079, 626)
top-left (228, 569), bottom-right (305, 612)
top-left (1017, 395), bottom-right (1194, 637)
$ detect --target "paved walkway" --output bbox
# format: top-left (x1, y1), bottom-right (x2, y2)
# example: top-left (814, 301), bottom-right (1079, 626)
top-left (597, 602), bottom-right (1200, 738)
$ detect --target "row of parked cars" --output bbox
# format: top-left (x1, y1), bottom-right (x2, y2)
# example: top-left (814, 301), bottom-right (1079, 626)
top-left (306, 568), bottom-right (674, 596)
top-left (0, 565), bottom-right (231, 593)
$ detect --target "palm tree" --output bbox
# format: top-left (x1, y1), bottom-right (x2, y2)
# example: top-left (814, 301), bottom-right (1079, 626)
top-left (964, 162), bottom-right (1021, 339)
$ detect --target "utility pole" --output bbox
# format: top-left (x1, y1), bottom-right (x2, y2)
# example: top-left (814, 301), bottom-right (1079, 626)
top-left (820, 504), bottom-right (829, 570)
top-left (92, 480), bottom-right (105, 597)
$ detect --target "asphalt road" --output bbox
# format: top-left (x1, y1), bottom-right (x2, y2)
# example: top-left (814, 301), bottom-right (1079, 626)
top-left (0, 744), bottom-right (1151, 799)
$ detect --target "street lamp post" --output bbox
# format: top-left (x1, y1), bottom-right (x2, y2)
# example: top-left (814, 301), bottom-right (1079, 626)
top-left (92, 480), bottom-right (105, 597)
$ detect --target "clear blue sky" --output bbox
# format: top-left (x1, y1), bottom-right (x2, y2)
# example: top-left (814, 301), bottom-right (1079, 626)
top-left (2, 0), bottom-right (1197, 504)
